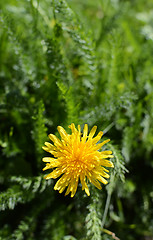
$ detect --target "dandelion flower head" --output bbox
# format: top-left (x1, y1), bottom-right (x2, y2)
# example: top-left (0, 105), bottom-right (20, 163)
top-left (42, 123), bottom-right (114, 197)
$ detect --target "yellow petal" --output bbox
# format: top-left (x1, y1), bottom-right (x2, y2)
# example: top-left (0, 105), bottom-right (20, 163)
top-left (70, 177), bottom-right (79, 197)
top-left (83, 124), bottom-right (88, 138)
top-left (90, 177), bottom-right (102, 190)
top-left (92, 131), bottom-right (103, 144)
top-left (49, 134), bottom-right (62, 147)
top-left (85, 185), bottom-right (90, 196)
top-left (101, 150), bottom-right (112, 155)
top-left (101, 154), bottom-right (114, 159)
top-left (44, 142), bottom-right (55, 149)
top-left (94, 139), bottom-right (110, 151)
top-left (78, 125), bottom-right (81, 134)
top-left (93, 166), bottom-right (110, 178)
top-left (100, 160), bottom-right (114, 168)
top-left (88, 126), bottom-right (97, 139)
top-left (57, 126), bottom-right (69, 140)
top-left (54, 174), bottom-right (69, 191)
top-left (42, 157), bottom-right (55, 162)
top-left (45, 168), bottom-right (62, 179)
top-left (68, 123), bottom-right (77, 134)
top-left (65, 183), bottom-right (71, 196)
top-left (96, 175), bottom-right (108, 184)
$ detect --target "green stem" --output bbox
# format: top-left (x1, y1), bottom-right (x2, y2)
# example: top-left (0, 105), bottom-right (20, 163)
top-left (101, 192), bottom-right (112, 228)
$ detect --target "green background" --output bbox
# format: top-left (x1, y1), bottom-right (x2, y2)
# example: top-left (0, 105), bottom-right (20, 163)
top-left (0, 0), bottom-right (153, 239)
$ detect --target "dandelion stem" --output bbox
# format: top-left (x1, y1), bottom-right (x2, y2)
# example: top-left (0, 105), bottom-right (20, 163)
top-left (101, 192), bottom-right (112, 228)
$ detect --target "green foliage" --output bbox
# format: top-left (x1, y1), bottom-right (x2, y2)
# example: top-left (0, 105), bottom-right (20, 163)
top-left (0, 176), bottom-right (52, 211)
top-left (1, 0), bottom-right (153, 239)
top-left (11, 216), bottom-right (35, 240)
top-left (85, 187), bottom-right (102, 240)
top-left (109, 144), bottom-right (128, 184)
top-left (32, 100), bottom-right (47, 164)
top-left (56, 81), bottom-right (79, 125)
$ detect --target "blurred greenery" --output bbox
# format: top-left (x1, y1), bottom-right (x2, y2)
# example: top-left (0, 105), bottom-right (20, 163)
top-left (0, 0), bottom-right (153, 239)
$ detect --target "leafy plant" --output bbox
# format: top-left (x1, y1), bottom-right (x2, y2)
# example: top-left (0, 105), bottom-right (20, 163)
top-left (0, 0), bottom-right (153, 239)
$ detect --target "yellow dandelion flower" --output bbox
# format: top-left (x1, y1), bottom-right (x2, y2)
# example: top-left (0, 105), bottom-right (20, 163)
top-left (42, 123), bottom-right (114, 197)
